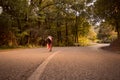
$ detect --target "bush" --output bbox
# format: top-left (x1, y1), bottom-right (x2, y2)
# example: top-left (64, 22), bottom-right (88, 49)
top-left (78, 37), bottom-right (90, 46)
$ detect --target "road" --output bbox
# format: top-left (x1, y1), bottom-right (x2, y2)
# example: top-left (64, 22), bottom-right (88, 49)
top-left (0, 44), bottom-right (120, 80)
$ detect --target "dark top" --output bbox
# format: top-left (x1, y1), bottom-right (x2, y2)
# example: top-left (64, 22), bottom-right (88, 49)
top-left (46, 38), bottom-right (52, 44)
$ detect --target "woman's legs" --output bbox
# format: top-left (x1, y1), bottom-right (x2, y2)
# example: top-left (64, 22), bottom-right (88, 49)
top-left (49, 44), bottom-right (52, 51)
top-left (47, 43), bottom-right (52, 51)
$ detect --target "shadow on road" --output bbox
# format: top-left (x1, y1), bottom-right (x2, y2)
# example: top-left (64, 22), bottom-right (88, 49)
top-left (100, 44), bottom-right (120, 54)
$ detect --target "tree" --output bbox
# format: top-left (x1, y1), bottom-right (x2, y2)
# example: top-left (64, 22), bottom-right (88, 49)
top-left (93, 0), bottom-right (120, 49)
top-left (94, 0), bottom-right (120, 38)
top-left (0, 12), bottom-right (17, 46)
top-left (97, 22), bottom-right (117, 43)
top-left (0, 0), bottom-right (95, 47)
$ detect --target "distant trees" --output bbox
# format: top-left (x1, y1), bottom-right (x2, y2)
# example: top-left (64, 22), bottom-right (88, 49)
top-left (97, 22), bottom-right (117, 43)
top-left (94, 0), bottom-right (120, 39)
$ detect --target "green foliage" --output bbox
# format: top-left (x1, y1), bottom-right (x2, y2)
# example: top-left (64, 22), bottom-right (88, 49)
top-left (79, 21), bottom-right (91, 37)
top-left (0, 12), bottom-right (18, 47)
top-left (97, 22), bottom-right (117, 43)
top-left (0, 13), bottom-right (12, 30)
top-left (78, 37), bottom-right (90, 46)
top-left (0, 0), bottom-right (102, 47)
top-left (94, 0), bottom-right (120, 38)
top-left (88, 27), bottom-right (97, 42)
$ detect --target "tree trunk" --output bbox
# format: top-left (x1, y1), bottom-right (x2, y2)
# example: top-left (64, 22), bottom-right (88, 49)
top-left (17, 18), bottom-right (22, 45)
top-left (65, 20), bottom-right (68, 46)
top-left (75, 16), bottom-right (78, 43)
top-left (116, 21), bottom-right (120, 39)
top-left (56, 21), bottom-right (61, 46)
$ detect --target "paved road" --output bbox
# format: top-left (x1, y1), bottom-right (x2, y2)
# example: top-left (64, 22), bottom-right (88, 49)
top-left (0, 48), bottom-right (51, 80)
top-left (0, 44), bottom-right (120, 80)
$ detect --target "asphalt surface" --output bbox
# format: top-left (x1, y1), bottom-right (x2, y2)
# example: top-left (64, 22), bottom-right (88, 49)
top-left (0, 44), bottom-right (120, 80)
top-left (0, 48), bottom-right (51, 80)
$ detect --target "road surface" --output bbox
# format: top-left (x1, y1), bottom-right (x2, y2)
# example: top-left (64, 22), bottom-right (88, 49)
top-left (0, 44), bottom-right (120, 80)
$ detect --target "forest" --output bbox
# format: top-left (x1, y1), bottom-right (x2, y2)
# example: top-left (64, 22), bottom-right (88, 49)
top-left (0, 0), bottom-right (120, 48)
